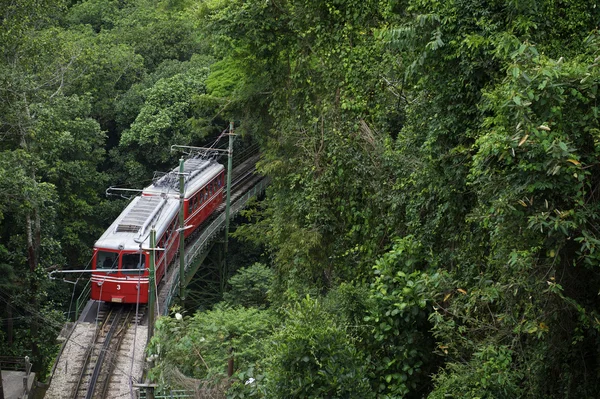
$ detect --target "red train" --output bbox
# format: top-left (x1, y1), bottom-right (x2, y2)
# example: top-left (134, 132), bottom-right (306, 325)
top-left (91, 158), bottom-right (225, 303)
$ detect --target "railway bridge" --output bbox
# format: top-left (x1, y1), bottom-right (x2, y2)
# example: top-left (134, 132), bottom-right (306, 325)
top-left (44, 139), bottom-right (267, 399)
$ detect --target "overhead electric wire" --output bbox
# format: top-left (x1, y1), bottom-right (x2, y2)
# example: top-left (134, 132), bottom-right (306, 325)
top-left (0, 289), bottom-right (65, 331)
top-left (43, 126), bottom-right (251, 396)
top-left (66, 255), bottom-right (95, 323)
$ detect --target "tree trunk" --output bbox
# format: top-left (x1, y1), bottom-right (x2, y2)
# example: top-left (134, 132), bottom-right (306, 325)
top-left (26, 210), bottom-right (40, 370)
top-left (20, 91), bottom-right (42, 372)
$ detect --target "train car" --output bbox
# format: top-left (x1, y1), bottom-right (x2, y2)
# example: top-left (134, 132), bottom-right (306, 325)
top-left (91, 158), bottom-right (225, 304)
top-left (143, 157), bottom-right (226, 238)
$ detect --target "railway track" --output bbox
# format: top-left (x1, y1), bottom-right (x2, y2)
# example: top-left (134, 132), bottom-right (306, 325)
top-left (47, 152), bottom-right (265, 399)
top-left (70, 304), bottom-right (143, 399)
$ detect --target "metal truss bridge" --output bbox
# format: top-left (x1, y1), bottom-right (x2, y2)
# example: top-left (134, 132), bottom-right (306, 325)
top-left (45, 139), bottom-right (268, 399)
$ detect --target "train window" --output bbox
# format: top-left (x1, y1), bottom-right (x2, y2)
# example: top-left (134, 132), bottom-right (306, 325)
top-left (97, 251), bottom-right (118, 272)
top-left (122, 253), bottom-right (145, 275)
top-left (168, 220), bottom-right (176, 237)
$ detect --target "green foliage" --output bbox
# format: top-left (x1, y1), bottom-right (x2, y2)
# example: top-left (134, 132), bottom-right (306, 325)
top-left (264, 296), bottom-right (373, 398)
top-left (472, 38), bottom-right (600, 268)
top-left (68, 0), bottom-right (202, 71)
top-left (323, 282), bottom-right (371, 329)
top-left (148, 305), bottom-right (277, 390)
top-left (32, 94), bottom-right (108, 264)
top-left (205, 57), bottom-right (247, 99)
top-left (442, 36), bottom-right (600, 397)
top-left (120, 67), bottom-right (208, 148)
top-left (208, 0), bottom-right (404, 290)
top-left (223, 263), bottom-right (274, 308)
top-left (114, 54), bottom-right (220, 182)
top-left (0, 0), bottom-right (66, 50)
top-left (197, 2), bottom-right (600, 396)
top-left (2, 0), bottom-right (600, 395)
top-left (0, 15), bottom-right (109, 368)
top-left (65, 0), bottom-right (121, 32)
top-left (429, 345), bottom-right (522, 399)
top-left (374, 2), bottom-right (600, 397)
top-left (365, 237), bottom-right (436, 397)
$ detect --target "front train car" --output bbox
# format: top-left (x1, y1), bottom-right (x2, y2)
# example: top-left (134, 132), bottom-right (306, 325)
top-left (91, 195), bottom-right (179, 303)
top-left (91, 157), bottom-right (225, 304)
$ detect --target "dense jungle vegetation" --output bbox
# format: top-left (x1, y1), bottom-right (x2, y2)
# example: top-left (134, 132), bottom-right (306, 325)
top-left (1, 0), bottom-right (600, 397)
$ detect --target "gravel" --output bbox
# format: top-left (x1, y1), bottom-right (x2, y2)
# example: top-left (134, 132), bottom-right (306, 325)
top-left (45, 321), bottom-right (148, 399)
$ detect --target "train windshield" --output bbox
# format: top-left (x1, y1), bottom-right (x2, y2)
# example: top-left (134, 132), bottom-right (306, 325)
top-left (122, 253), bottom-right (146, 275)
top-left (97, 251), bottom-right (118, 272)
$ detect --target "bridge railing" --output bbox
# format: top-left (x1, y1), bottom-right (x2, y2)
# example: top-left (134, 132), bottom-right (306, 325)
top-left (75, 279), bottom-right (91, 320)
top-left (139, 389), bottom-right (194, 398)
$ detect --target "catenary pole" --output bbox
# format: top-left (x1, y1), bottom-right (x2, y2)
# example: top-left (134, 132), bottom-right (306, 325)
top-left (148, 228), bottom-right (156, 343)
top-left (146, 228), bottom-right (157, 399)
top-left (224, 122), bottom-right (235, 254)
top-left (178, 157), bottom-right (186, 301)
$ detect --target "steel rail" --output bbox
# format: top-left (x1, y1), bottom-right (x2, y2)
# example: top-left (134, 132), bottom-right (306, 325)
top-left (97, 307), bottom-right (133, 399)
top-left (84, 306), bottom-right (125, 399)
top-left (71, 334), bottom-right (96, 399)
top-left (71, 308), bottom-right (114, 399)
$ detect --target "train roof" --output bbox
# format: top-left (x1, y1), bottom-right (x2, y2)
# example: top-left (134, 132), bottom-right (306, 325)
top-left (95, 157), bottom-right (224, 252)
top-left (94, 196), bottom-right (179, 251)
top-left (142, 158), bottom-right (224, 198)
top-left (95, 195), bottom-right (180, 252)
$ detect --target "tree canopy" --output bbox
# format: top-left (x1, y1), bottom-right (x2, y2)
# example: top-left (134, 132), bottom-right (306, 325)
top-left (1, 0), bottom-right (600, 396)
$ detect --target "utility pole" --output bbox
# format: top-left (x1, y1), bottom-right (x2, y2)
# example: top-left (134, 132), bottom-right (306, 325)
top-left (222, 122), bottom-right (236, 293)
top-left (224, 121), bottom-right (235, 255)
top-left (178, 157), bottom-right (186, 302)
top-left (146, 228), bottom-right (157, 399)
top-left (148, 228), bottom-right (157, 342)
